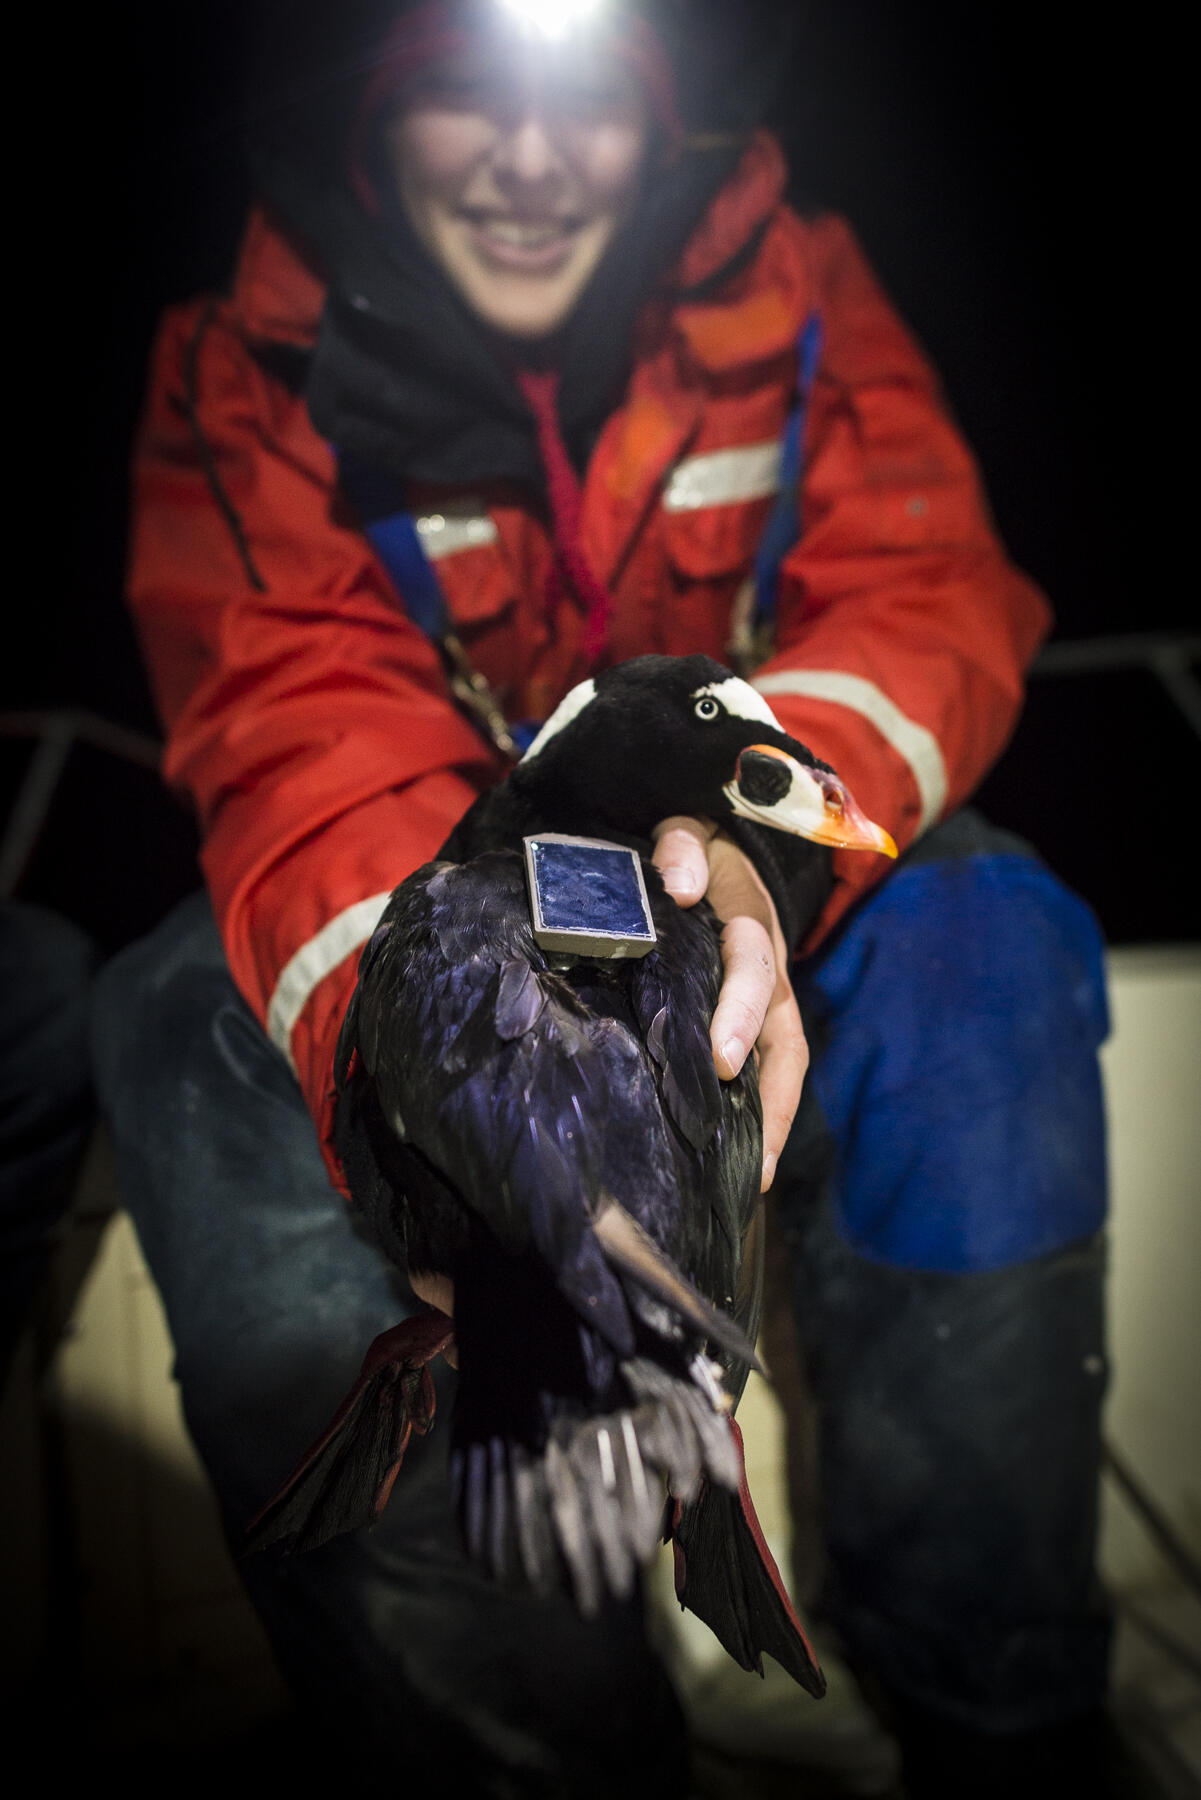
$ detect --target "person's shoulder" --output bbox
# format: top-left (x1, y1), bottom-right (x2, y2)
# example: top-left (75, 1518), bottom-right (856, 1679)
top-left (683, 133), bottom-right (868, 307)
top-left (225, 205), bottom-right (326, 351)
top-left (146, 206), bottom-right (325, 388)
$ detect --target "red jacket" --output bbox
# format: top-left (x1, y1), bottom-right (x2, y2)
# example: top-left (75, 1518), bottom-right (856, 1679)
top-left (127, 131), bottom-right (1049, 1184)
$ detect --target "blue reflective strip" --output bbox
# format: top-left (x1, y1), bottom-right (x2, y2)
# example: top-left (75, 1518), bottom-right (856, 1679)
top-left (361, 510), bottom-right (450, 641)
top-left (796, 851), bottom-right (1110, 1273)
top-left (752, 310), bottom-right (823, 630)
top-left (336, 450), bottom-right (451, 641)
top-left (337, 448), bottom-right (547, 747)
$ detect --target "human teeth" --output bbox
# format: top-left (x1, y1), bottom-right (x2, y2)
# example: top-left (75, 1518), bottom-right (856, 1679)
top-left (482, 220), bottom-right (568, 246)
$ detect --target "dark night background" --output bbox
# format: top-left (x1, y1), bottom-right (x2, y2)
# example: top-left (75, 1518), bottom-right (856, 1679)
top-left (6, 2), bottom-right (1195, 956)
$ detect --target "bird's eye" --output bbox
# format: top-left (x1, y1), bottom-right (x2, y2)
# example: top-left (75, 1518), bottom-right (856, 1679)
top-left (694, 697), bottom-right (722, 722)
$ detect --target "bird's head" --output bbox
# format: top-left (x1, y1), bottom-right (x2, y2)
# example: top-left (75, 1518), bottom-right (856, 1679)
top-left (513, 654), bottom-right (897, 857)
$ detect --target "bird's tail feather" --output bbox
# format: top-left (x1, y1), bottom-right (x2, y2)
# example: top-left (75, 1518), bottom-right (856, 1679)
top-left (670, 1415), bottom-right (826, 1696)
top-left (451, 1352), bottom-right (741, 1617)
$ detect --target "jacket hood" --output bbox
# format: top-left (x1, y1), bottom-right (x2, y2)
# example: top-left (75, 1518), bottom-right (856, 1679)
top-left (240, 1), bottom-right (798, 489)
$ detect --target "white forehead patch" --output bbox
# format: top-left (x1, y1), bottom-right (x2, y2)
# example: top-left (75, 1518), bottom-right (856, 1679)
top-left (692, 676), bottom-right (784, 732)
top-left (519, 678), bottom-right (598, 762)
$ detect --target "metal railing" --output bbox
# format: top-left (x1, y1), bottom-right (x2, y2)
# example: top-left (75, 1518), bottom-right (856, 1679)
top-left (0, 710), bottom-right (162, 901)
top-left (3, 631), bottom-right (1198, 901)
top-left (1032, 630), bottom-right (1201, 743)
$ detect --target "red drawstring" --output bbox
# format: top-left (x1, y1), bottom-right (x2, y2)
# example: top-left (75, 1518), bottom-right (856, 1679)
top-left (516, 368), bottom-right (613, 664)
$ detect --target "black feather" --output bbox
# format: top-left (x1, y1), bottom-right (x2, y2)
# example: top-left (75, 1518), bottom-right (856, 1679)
top-left (672, 1440), bottom-right (826, 1697)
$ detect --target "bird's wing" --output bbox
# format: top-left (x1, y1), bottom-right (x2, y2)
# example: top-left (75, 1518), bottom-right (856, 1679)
top-left (344, 850), bottom-right (698, 1356)
top-left (243, 1311), bottom-right (453, 1555)
top-left (626, 876), bottom-right (765, 1386)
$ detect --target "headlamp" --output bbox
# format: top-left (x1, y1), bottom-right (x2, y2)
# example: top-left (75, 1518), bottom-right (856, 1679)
top-left (494, 0), bottom-right (607, 42)
top-left (348, 0), bottom-right (682, 212)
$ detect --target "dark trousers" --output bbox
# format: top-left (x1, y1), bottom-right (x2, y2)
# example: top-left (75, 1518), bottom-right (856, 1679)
top-left (87, 813), bottom-right (1113, 1791)
top-left (781, 810), bottom-right (1113, 1732)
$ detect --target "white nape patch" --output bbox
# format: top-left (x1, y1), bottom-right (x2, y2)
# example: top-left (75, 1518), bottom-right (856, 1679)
top-left (692, 676), bottom-right (784, 732)
top-left (519, 678), bottom-right (597, 762)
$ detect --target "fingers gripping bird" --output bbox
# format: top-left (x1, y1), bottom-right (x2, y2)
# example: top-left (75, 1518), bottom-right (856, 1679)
top-left (246, 654), bottom-right (895, 1692)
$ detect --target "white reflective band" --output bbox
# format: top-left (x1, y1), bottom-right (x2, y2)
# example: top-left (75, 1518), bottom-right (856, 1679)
top-left (414, 509), bottom-right (499, 559)
top-left (753, 670), bottom-right (948, 832)
top-left (267, 892), bottom-right (393, 1071)
top-left (662, 441), bottom-right (782, 512)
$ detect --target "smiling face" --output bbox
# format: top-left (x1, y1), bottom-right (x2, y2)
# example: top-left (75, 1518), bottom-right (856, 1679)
top-left (384, 42), bottom-right (650, 338)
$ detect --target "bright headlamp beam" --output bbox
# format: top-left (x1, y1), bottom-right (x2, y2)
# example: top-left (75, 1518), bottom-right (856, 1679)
top-left (494, 0), bottom-right (606, 42)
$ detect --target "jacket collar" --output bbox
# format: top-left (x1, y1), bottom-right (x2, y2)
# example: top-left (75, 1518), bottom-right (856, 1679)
top-left (671, 132), bottom-right (803, 370)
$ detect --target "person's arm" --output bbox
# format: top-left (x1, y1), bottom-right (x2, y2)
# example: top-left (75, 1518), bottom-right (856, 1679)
top-left (128, 292), bottom-right (499, 1183)
top-left (758, 212), bottom-right (1051, 950)
top-left (653, 211), bottom-right (1050, 1176)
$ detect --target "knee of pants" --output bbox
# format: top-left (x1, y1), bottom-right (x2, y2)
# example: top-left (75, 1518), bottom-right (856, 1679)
top-left (87, 897), bottom-right (423, 1510)
top-left (91, 890), bottom-right (292, 1102)
top-left (787, 833), bottom-right (1111, 1274)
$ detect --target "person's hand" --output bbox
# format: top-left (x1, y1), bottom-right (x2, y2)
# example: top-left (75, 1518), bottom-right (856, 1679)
top-left (652, 816), bottom-right (808, 1191)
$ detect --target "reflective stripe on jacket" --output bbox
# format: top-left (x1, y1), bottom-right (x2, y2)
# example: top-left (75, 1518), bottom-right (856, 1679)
top-left (127, 130), bottom-right (1050, 1182)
